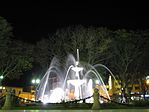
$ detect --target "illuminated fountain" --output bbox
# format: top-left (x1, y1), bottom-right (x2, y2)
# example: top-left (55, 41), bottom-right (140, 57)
top-left (36, 49), bottom-right (116, 104)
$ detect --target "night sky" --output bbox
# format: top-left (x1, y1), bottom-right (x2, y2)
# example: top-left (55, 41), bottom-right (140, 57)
top-left (0, 2), bottom-right (149, 87)
top-left (1, 2), bottom-right (149, 43)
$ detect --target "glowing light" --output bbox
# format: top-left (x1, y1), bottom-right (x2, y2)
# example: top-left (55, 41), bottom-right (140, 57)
top-left (42, 88), bottom-right (64, 104)
top-left (36, 49), bottom-right (112, 103)
top-left (67, 80), bottom-right (86, 86)
top-left (71, 66), bottom-right (83, 72)
top-left (100, 100), bottom-right (104, 104)
top-left (146, 76), bottom-right (149, 79)
top-left (146, 79), bottom-right (149, 85)
top-left (86, 79), bottom-right (93, 103)
top-left (71, 66), bottom-right (83, 80)
top-left (69, 66), bottom-right (84, 100)
top-left (146, 76), bottom-right (149, 85)
top-left (32, 79), bottom-right (40, 84)
top-left (76, 61), bottom-right (79, 66)
top-left (42, 95), bottom-right (49, 104)
top-left (49, 88), bottom-right (64, 103)
top-left (67, 80), bottom-right (85, 99)
top-left (36, 79), bottom-right (40, 84)
top-left (95, 80), bottom-right (99, 84)
top-left (0, 75), bottom-right (3, 79)
top-left (32, 79), bottom-right (35, 84)
top-left (108, 75), bottom-right (112, 90)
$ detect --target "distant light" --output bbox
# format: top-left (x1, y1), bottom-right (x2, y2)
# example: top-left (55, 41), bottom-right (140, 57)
top-left (141, 94), bottom-right (149, 98)
top-left (32, 79), bottom-right (35, 84)
top-left (146, 79), bottom-right (149, 85)
top-left (0, 86), bottom-right (2, 89)
top-left (36, 79), bottom-right (40, 84)
top-left (0, 75), bottom-right (4, 79)
top-left (131, 96), bottom-right (134, 100)
top-left (146, 76), bottom-right (149, 79)
top-left (100, 100), bottom-right (104, 104)
top-left (32, 79), bottom-right (40, 84)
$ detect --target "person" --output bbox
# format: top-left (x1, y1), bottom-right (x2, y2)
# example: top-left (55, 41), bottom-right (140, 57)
top-left (122, 96), bottom-right (126, 103)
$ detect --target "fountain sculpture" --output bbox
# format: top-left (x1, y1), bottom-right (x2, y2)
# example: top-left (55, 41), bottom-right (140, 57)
top-left (36, 49), bottom-right (115, 104)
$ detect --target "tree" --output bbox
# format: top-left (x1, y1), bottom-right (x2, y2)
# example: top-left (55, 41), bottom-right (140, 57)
top-left (0, 17), bottom-right (33, 80)
top-left (33, 38), bottom-right (51, 72)
top-left (0, 16), bottom-right (12, 61)
top-left (49, 25), bottom-right (112, 65)
top-left (0, 40), bottom-right (33, 79)
top-left (85, 27), bottom-right (112, 64)
top-left (130, 30), bottom-right (149, 98)
top-left (109, 29), bottom-right (148, 98)
top-left (48, 26), bottom-right (76, 62)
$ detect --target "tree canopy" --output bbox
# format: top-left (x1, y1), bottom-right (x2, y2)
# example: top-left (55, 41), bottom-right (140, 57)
top-left (48, 26), bottom-right (112, 65)
top-left (0, 17), bottom-right (33, 80)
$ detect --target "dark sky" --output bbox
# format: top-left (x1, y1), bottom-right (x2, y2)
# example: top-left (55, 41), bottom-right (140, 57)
top-left (1, 2), bottom-right (149, 43)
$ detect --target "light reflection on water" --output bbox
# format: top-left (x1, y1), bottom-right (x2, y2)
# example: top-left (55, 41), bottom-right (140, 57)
top-left (0, 109), bottom-right (149, 112)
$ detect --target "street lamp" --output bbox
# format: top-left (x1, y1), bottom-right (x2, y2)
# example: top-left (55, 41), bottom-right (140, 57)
top-left (0, 75), bottom-right (4, 84)
top-left (32, 79), bottom-right (40, 84)
top-left (31, 78), bottom-right (40, 91)
top-left (31, 78), bottom-right (40, 101)
top-left (0, 75), bottom-right (3, 80)
top-left (0, 75), bottom-right (4, 90)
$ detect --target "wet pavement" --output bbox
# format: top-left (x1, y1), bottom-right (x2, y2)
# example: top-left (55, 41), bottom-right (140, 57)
top-left (0, 109), bottom-right (149, 112)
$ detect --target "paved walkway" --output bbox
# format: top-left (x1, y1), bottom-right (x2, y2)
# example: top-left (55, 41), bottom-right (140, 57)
top-left (0, 109), bottom-right (149, 112)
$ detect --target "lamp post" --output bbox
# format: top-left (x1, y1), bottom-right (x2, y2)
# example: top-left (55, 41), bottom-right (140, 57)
top-left (32, 79), bottom-right (40, 85)
top-left (0, 75), bottom-right (4, 97)
top-left (0, 75), bottom-right (4, 87)
top-left (31, 78), bottom-right (40, 101)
